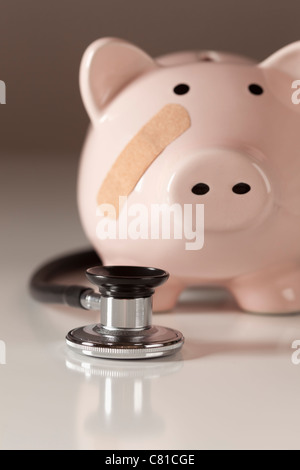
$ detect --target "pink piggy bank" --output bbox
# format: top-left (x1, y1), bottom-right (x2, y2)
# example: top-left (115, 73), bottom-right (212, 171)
top-left (78, 38), bottom-right (300, 314)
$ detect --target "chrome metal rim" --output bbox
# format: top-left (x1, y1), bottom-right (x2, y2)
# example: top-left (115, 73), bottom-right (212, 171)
top-left (66, 324), bottom-right (184, 360)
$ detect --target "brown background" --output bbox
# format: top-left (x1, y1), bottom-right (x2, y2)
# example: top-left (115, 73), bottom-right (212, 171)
top-left (0, 0), bottom-right (300, 156)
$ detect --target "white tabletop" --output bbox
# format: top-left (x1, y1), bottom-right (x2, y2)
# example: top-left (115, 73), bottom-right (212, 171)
top-left (1, 153), bottom-right (300, 450)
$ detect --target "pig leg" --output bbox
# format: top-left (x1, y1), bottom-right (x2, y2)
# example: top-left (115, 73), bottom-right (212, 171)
top-left (153, 277), bottom-right (185, 312)
top-left (229, 264), bottom-right (300, 314)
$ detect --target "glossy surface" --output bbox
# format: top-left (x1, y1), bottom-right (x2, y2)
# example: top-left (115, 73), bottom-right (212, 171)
top-left (1, 153), bottom-right (300, 450)
top-left (78, 39), bottom-right (300, 314)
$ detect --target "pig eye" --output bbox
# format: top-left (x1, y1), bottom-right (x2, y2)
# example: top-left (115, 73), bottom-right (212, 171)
top-left (173, 84), bottom-right (190, 95)
top-left (248, 84), bottom-right (264, 95)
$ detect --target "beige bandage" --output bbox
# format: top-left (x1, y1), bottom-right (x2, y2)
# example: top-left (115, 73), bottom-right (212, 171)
top-left (97, 103), bottom-right (191, 217)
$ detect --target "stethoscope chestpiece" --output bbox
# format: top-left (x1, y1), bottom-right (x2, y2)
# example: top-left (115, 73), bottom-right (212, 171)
top-left (66, 266), bottom-right (184, 360)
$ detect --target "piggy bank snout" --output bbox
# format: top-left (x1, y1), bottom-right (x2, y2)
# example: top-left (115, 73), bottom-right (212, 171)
top-left (168, 149), bottom-right (273, 232)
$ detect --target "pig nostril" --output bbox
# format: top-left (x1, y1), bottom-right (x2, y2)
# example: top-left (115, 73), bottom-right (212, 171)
top-left (232, 183), bottom-right (251, 195)
top-left (191, 183), bottom-right (210, 195)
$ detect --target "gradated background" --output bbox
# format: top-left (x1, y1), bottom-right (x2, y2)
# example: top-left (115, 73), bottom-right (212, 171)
top-left (0, 0), bottom-right (300, 155)
top-left (1, 0), bottom-right (300, 272)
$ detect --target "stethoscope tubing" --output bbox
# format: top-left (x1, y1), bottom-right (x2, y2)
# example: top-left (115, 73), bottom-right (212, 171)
top-left (29, 249), bottom-right (101, 309)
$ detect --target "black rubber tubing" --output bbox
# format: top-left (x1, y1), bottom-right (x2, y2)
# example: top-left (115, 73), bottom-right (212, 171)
top-left (29, 249), bottom-right (102, 309)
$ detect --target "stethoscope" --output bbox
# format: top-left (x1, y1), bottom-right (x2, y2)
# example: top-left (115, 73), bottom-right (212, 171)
top-left (30, 250), bottom-right (184, 360)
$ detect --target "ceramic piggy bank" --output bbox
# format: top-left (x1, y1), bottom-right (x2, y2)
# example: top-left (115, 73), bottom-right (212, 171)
top-left (78, 38), bottom-right (300, 314)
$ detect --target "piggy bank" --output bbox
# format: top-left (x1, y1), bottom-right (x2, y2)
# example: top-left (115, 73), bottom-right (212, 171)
top-left (78, 38), bottom-right (300, 314)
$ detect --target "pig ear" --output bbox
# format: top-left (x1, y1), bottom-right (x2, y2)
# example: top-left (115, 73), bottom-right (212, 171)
top-left (260, 41), bottom-right (300, 78)
top-left (80, 38), bottom-right (156, 122)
